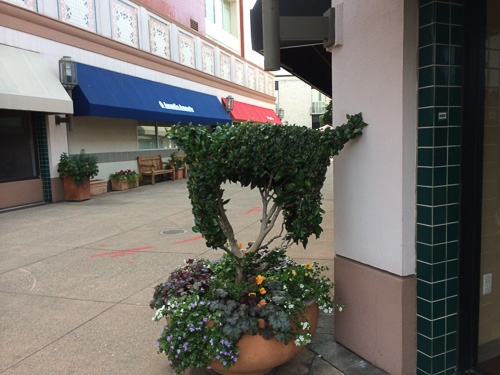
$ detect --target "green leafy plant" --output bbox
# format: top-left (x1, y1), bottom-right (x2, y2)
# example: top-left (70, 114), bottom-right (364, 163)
top-left (57, 150), bottom-right (99, 185)
top-left (168, 152), bottom-right (185, 171)
top-left (109, 169), bottom-right (139, 185)
top-left (152, 251), bottom-right (341, 374)
top-left (319, 100), bottom-right (332, 126)
top-left (168, 113), bottom-right (367, 283)
top-left (152, 113), bottom-right (367, 374)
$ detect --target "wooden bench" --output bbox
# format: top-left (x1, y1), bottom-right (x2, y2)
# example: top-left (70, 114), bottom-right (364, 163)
top-left (137, 155), bottom-right (175, 185)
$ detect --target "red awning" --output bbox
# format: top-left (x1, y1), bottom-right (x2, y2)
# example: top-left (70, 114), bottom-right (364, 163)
top-left (222, 98), bottom-right (282, 125)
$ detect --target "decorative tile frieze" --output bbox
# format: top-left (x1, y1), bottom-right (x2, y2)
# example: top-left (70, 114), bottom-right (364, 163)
top-left (235, 59), bottom-right (244, 86)
top-left (247, 66), bottom-right (256, 90)
top-left (201, 43), bottom-right (215, 75)
top-left (178, 31), bottom-right (195, 68)
top-left (149, 16), bottom-right (170, 59)
top-left (58, 0), bottom-right (96, 32)
top-left (4, 0), bottom-right (36, 11)
top-left (258, 71), bottom-right (265, 93)
top-left (220, 52), bottom-right (231, 81)
top-left (110, 0), bottom-right (139, 48)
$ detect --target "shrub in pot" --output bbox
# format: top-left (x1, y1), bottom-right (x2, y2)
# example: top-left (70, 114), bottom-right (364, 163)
top-left (57, 150), bottom-right (99, 201)
top-left (151, 114), bottom-right (367, 375)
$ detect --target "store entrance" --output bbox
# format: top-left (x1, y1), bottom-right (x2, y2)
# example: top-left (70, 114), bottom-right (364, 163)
top-left (477, 0), bottom-right (500, 372)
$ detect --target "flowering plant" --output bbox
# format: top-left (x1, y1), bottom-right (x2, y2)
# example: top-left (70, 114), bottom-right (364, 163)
top-left (109, 169), bottom-right (139, 185)
top-left (151, 249), bottom-right (341, 374)
top-left (57, 150), bottom-right (99, 185)
top-left (153, 115), bottom-right (366, 374)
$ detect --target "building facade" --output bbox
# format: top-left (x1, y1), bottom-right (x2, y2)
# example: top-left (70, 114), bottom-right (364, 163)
top-left (0, 0), bottom-right (277, 210)
top-left (251, 0), bottom-right (499, 374)
top-left (274, 75), bottom-right (330, 128)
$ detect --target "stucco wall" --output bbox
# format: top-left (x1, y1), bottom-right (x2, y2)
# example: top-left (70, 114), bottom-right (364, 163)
top-left (68, 117), bottom-right (138, 154)
top-left (275, 76), bottom-right (313, 127)
top-left (331, 0), bottom-right (417, 277)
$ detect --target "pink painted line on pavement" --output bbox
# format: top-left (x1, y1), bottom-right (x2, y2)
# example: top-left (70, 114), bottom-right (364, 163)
top-left (174, 235), bottom-right (202, 244)
top-left (90, 246), bottom-right (153, 258)
top-left (245, 207), bottom-right (262, 214)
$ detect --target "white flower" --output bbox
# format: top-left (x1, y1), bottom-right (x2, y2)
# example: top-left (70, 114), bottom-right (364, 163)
top-left (299, 284), bottom-right (304, 289)
top-left (338, 307), bottom-right (343, 312)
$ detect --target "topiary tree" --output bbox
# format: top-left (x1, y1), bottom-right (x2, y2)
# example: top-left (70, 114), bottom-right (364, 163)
top-left (169, 113), bottom-right (367, 283)
top-left (319, 100), bottom-right (332, 127)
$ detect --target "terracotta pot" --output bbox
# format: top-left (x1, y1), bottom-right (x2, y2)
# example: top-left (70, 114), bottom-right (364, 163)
top-left (110, 179), bottom-right (129, 191)
top-left (62, 176), bottom-right (91, 201)
top-left (90, 179), bottom-right (108, 196)
top-left (175, 168), bottom-right (184, 179)
top-left (210, 302), bottom-right (319, 375)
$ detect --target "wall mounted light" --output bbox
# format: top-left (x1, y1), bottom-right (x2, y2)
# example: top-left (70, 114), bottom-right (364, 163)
top-left (278, 108), bottom-right (284, 120)
top-left (56, 56), bottom-right (77, 130)
top-left (225, 95), bottom-right (234, 113)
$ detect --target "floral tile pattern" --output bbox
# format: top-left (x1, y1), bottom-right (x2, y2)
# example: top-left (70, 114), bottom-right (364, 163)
top-left (111, 0), bottom-right (139, 48)
top-left (201, 44), bottom-right (215, 75)
top-left (58, 0), bottom-right (96, 32)
top-left (267, 75), bottom-right (274, 95)
top-left (220, 53), bottom-right (231, 81)
top-left (178, 32), bottom-right (195, 68)
top-left (247, 67), bottom-right (256, 90)
top-left (5, 0), bottom-right (36, 10)
top-left (235, 60), bottom-right (244, 86)
top-left (149, 16), bottom-right (170, 59)
top-left (258, 71), bottom-right (265, 93)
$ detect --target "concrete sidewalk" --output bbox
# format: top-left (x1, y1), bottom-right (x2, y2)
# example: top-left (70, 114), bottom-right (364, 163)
top-left (0, 166), bottom-right (387, 375)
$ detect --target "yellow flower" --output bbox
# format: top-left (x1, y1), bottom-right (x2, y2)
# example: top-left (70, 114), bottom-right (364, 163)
top-left (305, 262), bottom-right (313, 270)
top-left (259, 287), bottom-right (266, 295)
top-left (305, 273), bottom-right (309, 277)
top-left (248, 292), bottom-right (256, 297)
top-left (292, 270), bottom-right (297, 276)
top-left (256, 275), bottom-right (266, 285)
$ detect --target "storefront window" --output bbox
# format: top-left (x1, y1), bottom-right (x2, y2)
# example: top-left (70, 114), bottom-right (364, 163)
top-left (0, 111), bottom-right (38, 183)
top-left (137, 120), bottom-right (176, 149)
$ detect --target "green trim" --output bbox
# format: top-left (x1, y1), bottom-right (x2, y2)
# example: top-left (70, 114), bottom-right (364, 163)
top-left (416, 1), bottom-right (464, 374)
top-left (34, 113), bottom-right (52, 203)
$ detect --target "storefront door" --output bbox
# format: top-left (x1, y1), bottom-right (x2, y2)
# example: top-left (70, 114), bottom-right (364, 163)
top-left (476, 0), bottom-right (500, 372)
top-left (458, 1), bottom-right (500, 373)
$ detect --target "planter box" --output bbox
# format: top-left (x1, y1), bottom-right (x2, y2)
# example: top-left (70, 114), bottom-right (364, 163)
top-left (62, 176), bottom-right (91, 201)
top-left (110, 179), bottom-right (129, 191)
top-left (90, 179), bottom-right (108, 196)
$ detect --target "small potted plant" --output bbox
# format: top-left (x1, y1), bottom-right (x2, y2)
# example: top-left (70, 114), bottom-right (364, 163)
top-left (169, 152), bottom-right (185, 180)
top-left (109, 169), bottom-right (139, 190)
top-left (57, 150), bottom-right (99, 201)
top-left (151, 114), bottom-right (367, 374)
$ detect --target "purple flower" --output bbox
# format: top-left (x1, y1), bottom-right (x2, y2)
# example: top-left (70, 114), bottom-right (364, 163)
top-left (223, 361), bottom-right (227, 366)
top-left (154, 340), bottom-right (159, 345)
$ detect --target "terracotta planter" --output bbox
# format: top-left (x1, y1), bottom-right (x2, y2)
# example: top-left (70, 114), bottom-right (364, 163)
top-left (110, 178), bottom-right (129, 191)
top-left (175, 168), bottom-right (184, 180)
top-left (210, 302), bottom-right (319, 375)
top-left (62, 176), bottom-right (91, 201)
top-left (90, 179), bottom-right (108, 196)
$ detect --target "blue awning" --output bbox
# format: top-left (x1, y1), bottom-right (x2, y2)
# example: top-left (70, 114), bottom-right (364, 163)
top-left (72, 63), bottom-right (232, 125)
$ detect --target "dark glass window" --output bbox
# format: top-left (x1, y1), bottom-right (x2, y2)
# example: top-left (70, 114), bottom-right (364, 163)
top-left (0, 111), bottom-right (39, 183)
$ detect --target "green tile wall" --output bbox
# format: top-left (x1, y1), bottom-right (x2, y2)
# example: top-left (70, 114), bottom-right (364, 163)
top-left (34, 113), bottom-right (52, 203)
top-left (417, 1), bottom-right (463, 374)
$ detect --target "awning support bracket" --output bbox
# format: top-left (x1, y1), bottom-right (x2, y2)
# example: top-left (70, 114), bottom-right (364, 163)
top-left (262, 0), bottom-right (338, 71)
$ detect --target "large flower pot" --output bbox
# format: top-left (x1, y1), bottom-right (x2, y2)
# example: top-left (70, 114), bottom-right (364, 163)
top-left (90, 179), bottom-right (108, 196)
top-left (62, 176), bottom-right (91, 201)
top-left (210, 302), bottom-right (319, 375)
top-left (110, 179), bottom-right (129, 191)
